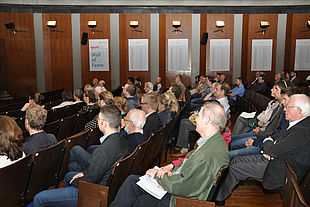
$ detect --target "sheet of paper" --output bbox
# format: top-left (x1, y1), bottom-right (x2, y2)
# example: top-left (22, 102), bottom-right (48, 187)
top-left (251, 39), bottom-right (273, 71)
top-left (240, 112), bottom-right (256, 119)
top-left (210, 39), bottom-right (230, 71)
top-left (136, 175), bottom-right (167, 200)
top-left (294, 39), bottom-right (310, 71)
top-left (89, 39), bottom-right (109, 71)
top-left (128, 39), bottom-right (149, 71)
top-left (168, 39), bottom-right (189, 71)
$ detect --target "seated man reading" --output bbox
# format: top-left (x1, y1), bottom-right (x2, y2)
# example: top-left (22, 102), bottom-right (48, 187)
top-left (110, 101), bottom-right (229, 207)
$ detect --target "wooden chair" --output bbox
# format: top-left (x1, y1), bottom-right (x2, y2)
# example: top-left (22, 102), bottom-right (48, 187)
top-left (283, 157), bottom-right (309, 207)
top-left (300, 169), bottom-right (310, 205)
top-left (129, 137), bottom-right (151, 175)
top-left (0, 154), bottom-right (33, 207)
top-left (176, 197), bottom-right (215, 207)
top-left (44, 119), bottom-right (61, 138)
top-left (87, 127), bottom-right (103, 148)
top-left (51, 106), bottom-right (68, 122)
top-left (73, 112), bottom-right (90, 134)
top-left (26, 140), bottom-right (66, 201)
top-left (59, 130), bottom-right (90, 180)
top-left (78, 148), bottom-right (137, 206)
top-left (57, 114), bottom-right (76, 141)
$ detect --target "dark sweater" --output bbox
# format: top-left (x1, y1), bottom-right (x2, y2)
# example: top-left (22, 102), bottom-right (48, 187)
top-left (22, 131), bottom-right (58, 155)
top-left (124, 132), bottom-right (147, 154)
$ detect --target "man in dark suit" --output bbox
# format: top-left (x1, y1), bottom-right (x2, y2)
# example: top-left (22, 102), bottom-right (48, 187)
top-left (33, 105), bottom-right (129, 207)
top-left (290, 71), bottom-right (301, 86)
top-left (215, 94), bottom-right (310, 206)
top-left (140, 93), bottom-right (163, 138)
top-left (123, 109), bottom-right (147, 153)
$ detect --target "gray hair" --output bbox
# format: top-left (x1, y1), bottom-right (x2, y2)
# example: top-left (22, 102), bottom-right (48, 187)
top-left (201, 100), bottom-right (227, 131)
top-left (145, 82), bottom-right (154, 90)
top-left (128, 109), bottom-right (146, 129)
top-left (291, 94), bottom-right (310, 117)
top-left (74, 89), bottom-right (83, 100)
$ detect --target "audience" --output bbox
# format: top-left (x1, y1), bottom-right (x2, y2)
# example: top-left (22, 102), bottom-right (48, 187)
top-left (0, 115), bottom-right (25, 168)
top-left (123, 109), bottom-right (147, 154)
top-left (290, 71), bottom-right (301, 86)
top-left (33, 105), bottom-right (129, 206)
top-left (113, 96), bottom-right (127, 116)
top-left (72, 89), bottom-right (84, 104)
top-left (251, 75), bottom-right (268, 95)
top-left (110, 101), bottom-right (229, 207)
top-left (52, 90), bottom-right (74, 109)
top-left (81, 90), bottom-right (98, 112)
top-left (23, 105), bottom-right (57, 155)
top-left (21, 92), bottom-right (45, 111)
top-left (92, 78), bottom-right (99, 87)
top-left (153, 76), bottom-right (162, 93)
top-left (157, 92), bottom-right (178, 125)
top-left (215, 94), bottom-right (310, 206)
top-left (144, 82), bottom-right (154, 94)
top-left (140, 93), bottom-right (163, 138)
top-left (123, 83), bottom-right (139, 113)
top-left (98, 79), bottom-right (107, 91)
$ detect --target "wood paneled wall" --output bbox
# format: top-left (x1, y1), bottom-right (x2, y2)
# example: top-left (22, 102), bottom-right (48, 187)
top-left (159, 14), bottom-right (192, 89)
top-left (80, 14), bottom-right (111, 90)
top-left (0, 13), bottom-right (37, 97)
top-left (242, 14), bottom-right (278, 83)
top-left (200, 14), bottom-right (234, 84)
top-left (43, 13), bottom-right (73, 91)
top-left (119, 14), bottom-right (151, 87)
top-left (285, 13), bottom-right (310, 80)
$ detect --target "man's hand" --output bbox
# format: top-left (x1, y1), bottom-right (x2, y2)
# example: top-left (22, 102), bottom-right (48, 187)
top-left (146, 168), bottom-right (159, 177)
top-left (253, 127), bottom-right (260, 135)
top-left (258, 121), bottom-right (264, 127)
top-left (245, 139), bottom-right (254, 147)
top-left (161, 164), bottom-right (174, 171)
top-left (70, 172), bottom-right (84, 184)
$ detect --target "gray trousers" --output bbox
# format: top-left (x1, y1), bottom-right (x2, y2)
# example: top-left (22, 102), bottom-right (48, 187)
top-left (216, 154), bottom-right (269, 201)
top-left (176, 118), bottom-right (196, 148)
top-left (231, 116), bottom-right (252, 137)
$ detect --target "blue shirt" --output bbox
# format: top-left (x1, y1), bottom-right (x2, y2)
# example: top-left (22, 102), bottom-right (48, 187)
top-left (231, 84), bottom-right (245, 101)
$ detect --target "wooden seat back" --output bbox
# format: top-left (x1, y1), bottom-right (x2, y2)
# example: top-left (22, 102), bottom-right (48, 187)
top-left (129, 137), bottom-right (150, 175)
top-left (87, 127), bottom-right (103, 148)
top-left (78, 181), bottom-right (109, 207)
top-left (73, 111), bottom-right (89, 134)
top-left (57, 114), bottom-right (76, 141)
top-left (176, 197), bottom-right (215, 207)
top-left (44, 119), bottom-right (61, 138)
top-left (26, 140), bottom-right (66, 201)
top-left (0, 154), bottom-right (33, 207)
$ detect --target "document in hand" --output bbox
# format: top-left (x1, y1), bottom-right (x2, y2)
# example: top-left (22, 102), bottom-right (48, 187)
top-left (240, 112), bottom-right (256, 119)
top-left (136, 175), bottom-right (167, 200)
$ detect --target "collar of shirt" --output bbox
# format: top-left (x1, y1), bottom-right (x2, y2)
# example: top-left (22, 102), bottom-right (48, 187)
top-left (287, 117), bottom-right (306, 130)
top-left (145, 111), bottom-right (155, 118)
top-left (196, 135), bottom-right (212, 150)
top-left (100, 131), bottom-right (118, 143)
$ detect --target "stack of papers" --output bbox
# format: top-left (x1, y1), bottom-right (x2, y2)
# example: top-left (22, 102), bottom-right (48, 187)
top-left (136, 175), bottom-right (167, 199)
top-left (240, 112), bottom-right (256, 119)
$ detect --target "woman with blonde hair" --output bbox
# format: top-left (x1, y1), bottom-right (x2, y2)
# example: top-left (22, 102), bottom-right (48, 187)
top-left (113, 96), bottom-right (127, 117)
top-left (0, 115), bottom-right (25, 168)
top-left (158, 92), bottom-right (179, 125)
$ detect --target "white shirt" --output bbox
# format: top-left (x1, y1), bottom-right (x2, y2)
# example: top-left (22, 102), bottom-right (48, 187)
top-left (217, 96), bottom-right (230, 118)
top-left (100, 131), bottom-right (118, 143)
top-left (52, 101), bottom-right (74, 110)
top-left (145, 111), bottom-right (155, 118)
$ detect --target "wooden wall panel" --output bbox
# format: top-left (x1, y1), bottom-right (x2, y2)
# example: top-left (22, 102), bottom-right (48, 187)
top-left (159, 14), bottom-right (192, 89)
top-left (119, 14), bottom-right (150, 87)
top-left (80, 14), bottom-right (111, 90)
top-left (200, 14), bottom-right (207, 77)
top-left (0, 13), bottom-right (37, 98)
top-left (242, 14), bottom-right (278, 83)
top-left (205, 14), bottom-right (234, 84)
top-left (43, 13), bottom-right (73, 91)
top-left (285, 13), bottom-right (310, 80)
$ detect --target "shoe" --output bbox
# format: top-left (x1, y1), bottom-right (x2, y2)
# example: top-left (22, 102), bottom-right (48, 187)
top-left (215, 200), bottom-right (225, 206)
top-left (171, 151), bottom-right (187, 157)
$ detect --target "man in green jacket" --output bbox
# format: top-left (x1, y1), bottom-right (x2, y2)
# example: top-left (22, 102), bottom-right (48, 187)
top-left (110, 100), bottom-right (229, 207)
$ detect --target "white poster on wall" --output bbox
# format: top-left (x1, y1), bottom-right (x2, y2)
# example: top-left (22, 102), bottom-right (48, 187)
top-left (251, 39), bottom-right (273, 71)
top-left (89, 39), bottom-right (109, 71)
top-left (294, 39), bottom-right (310, 71)
top-left (210, 39), bottom-right (230, 71)
top-left (168, 39), bottom-right (189, 71)
top-left (128, 39), bottom-right (149, 71)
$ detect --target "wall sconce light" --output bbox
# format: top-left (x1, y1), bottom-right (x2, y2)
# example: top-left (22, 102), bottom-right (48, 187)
top-left (214, 20), bottom-right (225, 33)
top-left (130, 21), bottom-right (142, 32)
top-left (87, 21), bottom-right (103, 34)
top-left (256, 21), bottom-right (270, 34)
top-left (300, 20), bottom-right (310, 33)
top-left (47, 21), bottom-right (63, 32)
top-left (172, 21), bottom-right (182, 34)
top-left (4, 22), bottom-right (27, 34)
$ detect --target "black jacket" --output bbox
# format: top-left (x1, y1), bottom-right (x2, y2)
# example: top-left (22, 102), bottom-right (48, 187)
top-left (72, 132), bottom-right (129, 187)
top-left (143, 112), bottom-right (163, 138)
top-left (124, 132), bottom-right (147, 154)
top-left (262, 117), bottom-right (310, 189)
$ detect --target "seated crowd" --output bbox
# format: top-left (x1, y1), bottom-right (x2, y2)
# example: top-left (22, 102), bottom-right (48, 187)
top-left (0, 73), bottom-right (310, 207)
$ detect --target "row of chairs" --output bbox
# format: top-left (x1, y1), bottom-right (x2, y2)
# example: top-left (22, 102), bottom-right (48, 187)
top-left (0, 89), bottom-right (64, 113)
top-left (0, 127), bottom-right (103, 207)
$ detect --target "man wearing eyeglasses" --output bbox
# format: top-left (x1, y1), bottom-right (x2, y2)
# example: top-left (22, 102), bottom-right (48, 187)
top-left (215, 94), bottom-right (310, 206)
top-left (140, 93), bottom-right (163, 138)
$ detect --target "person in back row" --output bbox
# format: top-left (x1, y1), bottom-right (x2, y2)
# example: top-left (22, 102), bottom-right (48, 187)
top-left (52, 90), bottom-right (74, 109)
top-left (23, 105), bottom-right (57, 155)
top-left (140, 93), bottom-right (163, 138)
top-left (33, 105), bottom-right (129, 207)
top-left (123, 83), bottom-right (139, 113)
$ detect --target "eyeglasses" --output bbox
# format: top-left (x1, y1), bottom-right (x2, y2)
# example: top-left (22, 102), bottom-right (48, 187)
top-left (124, 118), bottom-right (132, 123)
top-left (140, 102), bottom-right (148, 105)
top-left (285, 105), bottom-right (299, 109)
